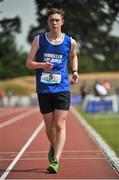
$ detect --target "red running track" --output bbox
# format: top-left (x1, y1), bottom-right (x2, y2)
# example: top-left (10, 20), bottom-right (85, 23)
top-left (0, 106), bottom-right (119, 179)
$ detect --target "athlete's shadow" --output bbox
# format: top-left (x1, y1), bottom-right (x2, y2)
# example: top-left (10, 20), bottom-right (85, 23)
top-left (0, 168), bottom-right (49, 174)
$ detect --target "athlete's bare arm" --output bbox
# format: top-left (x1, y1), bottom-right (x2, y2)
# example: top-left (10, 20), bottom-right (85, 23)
top-left (70, 38), bottom-right (79, 84)
top-left (26, 36), bottom-right (53, 71)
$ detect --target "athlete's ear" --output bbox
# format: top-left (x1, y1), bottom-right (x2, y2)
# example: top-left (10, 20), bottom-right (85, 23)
top-left (61, 19), bottom-right (64, 25)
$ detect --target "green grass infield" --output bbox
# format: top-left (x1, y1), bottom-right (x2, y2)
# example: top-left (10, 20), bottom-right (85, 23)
top-left (77, 107), bottom-right (119, 157)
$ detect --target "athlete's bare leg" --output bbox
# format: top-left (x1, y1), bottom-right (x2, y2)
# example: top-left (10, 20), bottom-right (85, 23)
top-left (54, 109), bottom-right (68, 162)
top-left (43, 112), bottom-right (56, 147)
top-left (43, 110), bottom-right (68, 163)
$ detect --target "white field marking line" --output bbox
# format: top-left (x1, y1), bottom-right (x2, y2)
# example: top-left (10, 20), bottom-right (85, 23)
top-left (0, 157), bottom-right (106, 161)
top-left (0, 120), bottom-right (44, 180)
top-left (0, 150), bottom-right (100, 154)
top-left (9, 179), bottom-right (119, 180)
top-left (26, 150), bottom-right (101, 153)
top-left (5, 179), bottom-right (119, 180)
top-left (0, 110), bottom-right (16, 117)
top-left (0, 108), bottom-right (38, 128)
top-left (71, 106), bottom-right (119, 174)
top-left (0, 108), bottom-right (28, 118)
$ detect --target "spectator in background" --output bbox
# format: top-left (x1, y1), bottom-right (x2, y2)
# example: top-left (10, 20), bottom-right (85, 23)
top-left (0, 88), bottom-right (5, 107)
top-left (115, 86), bottom-right (119, 95)
top-left (93, 80), bottom-right (107, 96)
top-left (103, 80), bottom-right (111, 95)
top-left (80, 81), bottom-right (89, 102)
top-left (93, 80), bottom-right (101, 96)
top-left (7, 89), bottom-right (13, 106)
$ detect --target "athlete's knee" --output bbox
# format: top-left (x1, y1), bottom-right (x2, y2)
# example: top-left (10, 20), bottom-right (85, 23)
top-left (51, 126), bottom-right (56, 135)
top-left (55, 118), bottom-right (66, 132)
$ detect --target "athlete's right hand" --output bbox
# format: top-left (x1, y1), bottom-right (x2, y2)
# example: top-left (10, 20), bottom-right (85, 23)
top-left (42, 62), bottom-right (53, 71)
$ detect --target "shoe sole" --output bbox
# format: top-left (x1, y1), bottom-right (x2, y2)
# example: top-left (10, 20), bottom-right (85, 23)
top-left (47, 166), bottom-right (58, 173)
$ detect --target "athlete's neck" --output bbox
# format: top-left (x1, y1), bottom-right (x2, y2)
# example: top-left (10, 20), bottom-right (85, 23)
top-left (47, 32), bottom-right (63, 42)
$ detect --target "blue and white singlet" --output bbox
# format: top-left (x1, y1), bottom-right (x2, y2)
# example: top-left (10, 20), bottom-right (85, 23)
top-left (35, 32), bottom-right (71, 94)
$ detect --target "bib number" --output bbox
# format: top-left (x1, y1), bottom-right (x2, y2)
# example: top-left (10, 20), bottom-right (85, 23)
top-left (41, 72), bottom-right (61, 84)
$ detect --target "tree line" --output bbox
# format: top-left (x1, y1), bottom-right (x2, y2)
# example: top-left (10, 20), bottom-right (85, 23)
top-left (0, 16), bottom-right (34, 79)
top-left (0, 0), bottom-right (119, 79)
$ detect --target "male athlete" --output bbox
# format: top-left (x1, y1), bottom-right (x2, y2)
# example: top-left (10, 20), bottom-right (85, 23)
top-left (26, 8), bottom-right (79, 173)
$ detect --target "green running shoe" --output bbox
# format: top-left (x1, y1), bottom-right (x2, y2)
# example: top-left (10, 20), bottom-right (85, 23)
top-left (48, 146), bottom-right (54, 163)
top-left (47, 160), bottom-right (59, 173)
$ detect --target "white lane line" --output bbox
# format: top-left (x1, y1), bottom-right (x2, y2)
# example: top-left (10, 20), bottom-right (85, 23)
top-left (0, 157), bottom-right (106, 161)
top-left (14, 179), bottom-right (118, 180)
top-left (0, 120), bottom-right (44, 180)
top-left (0, 108), bottom-right (28, 118)
top-left (24, 150), bottom-right (100, 153)
top-left (0, 150), bottom-right (100, 154)
top-left (0, 108), bottom-right (38, 128)
top-left (71, 106), bottom-right (119, 174)
top-left (18, 179), bottom-right (119, 180)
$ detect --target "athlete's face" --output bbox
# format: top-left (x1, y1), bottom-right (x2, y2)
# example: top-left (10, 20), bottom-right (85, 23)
top-left (47, 13), bottom-right (64, 32)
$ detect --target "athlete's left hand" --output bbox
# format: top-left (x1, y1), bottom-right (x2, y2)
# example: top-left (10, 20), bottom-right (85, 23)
top-left (71, 72), bottom-right (79, 85)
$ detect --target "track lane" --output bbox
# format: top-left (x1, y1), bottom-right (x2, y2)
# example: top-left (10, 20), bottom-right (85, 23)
top-left (2, 108), bottom-right (119, 179)
top-left (0, 107), bottom-right (43, 178)
top-left (0, 107), bottom-right (29, 123)
top-left (0, 121), bottom-right (44, 179)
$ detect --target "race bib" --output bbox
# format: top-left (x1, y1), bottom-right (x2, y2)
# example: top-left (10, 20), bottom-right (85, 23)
top-left (40, 72), bottom-right (61, 84)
